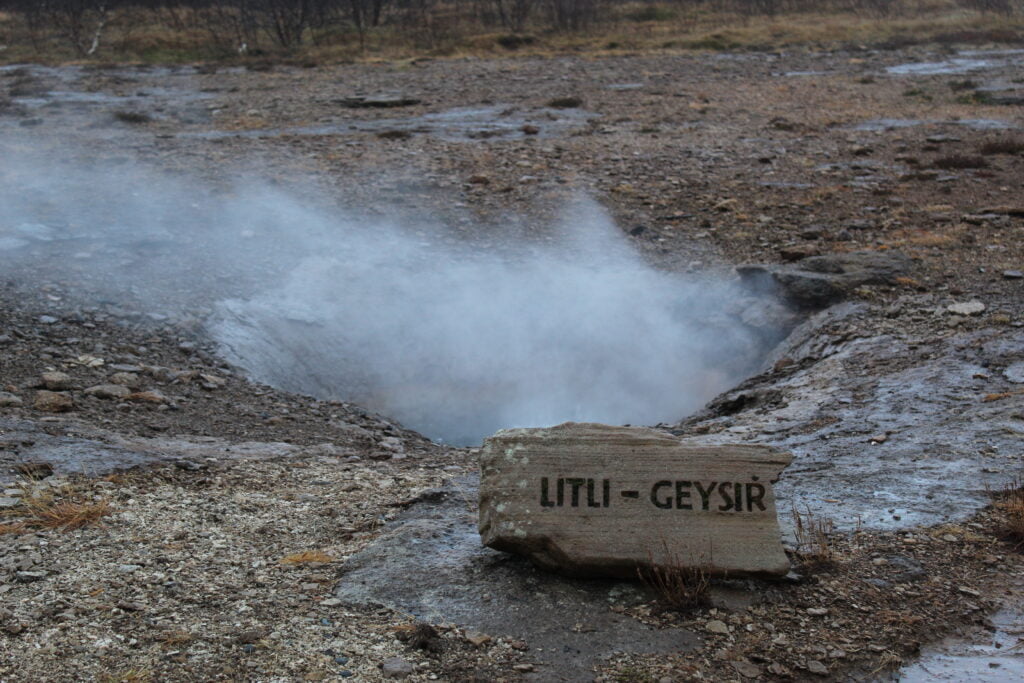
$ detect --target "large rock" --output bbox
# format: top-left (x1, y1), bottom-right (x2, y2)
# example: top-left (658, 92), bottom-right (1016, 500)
top-left (737, 251), bottom-right (912, 309)
top-left (479, 423), bottom-right (791, 578)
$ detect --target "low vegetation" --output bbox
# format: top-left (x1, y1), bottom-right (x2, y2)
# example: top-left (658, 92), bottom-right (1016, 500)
top-left (638, 546), bottom-right (712, 611)
top-left (979, 137), bottom-right (1024, 155)
top-left (932, 154), bottom-right (989, 169)
top-left (791, 505), bottom-right (836, 568)
top-left (0, 0), bottom-right (1021, 64)
top-left (0, 484), bottom-right (112, 534)
top-left (993, 479), bottom-right (1024, 548)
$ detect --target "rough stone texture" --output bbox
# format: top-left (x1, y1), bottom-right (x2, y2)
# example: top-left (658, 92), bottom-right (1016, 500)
top-left (479, 423), bottom-right (792, 578)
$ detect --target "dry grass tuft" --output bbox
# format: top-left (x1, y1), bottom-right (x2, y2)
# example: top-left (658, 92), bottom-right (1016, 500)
top-left (159, 629), bottom-right (194, 647)
top-left (931, 154), bottom-right (989, 170)
top-left (979, 138), bottom-right (1024, 156)
top-left (992, 478), bottom-right (1024, 548)
top-left (792, 505), bottom-right (836, 568)
top-left (638, 545), bottom-right (711, 612)
top-left (100, 669), bottom-right (152, 683)
top-left (23, 496), bottom-right (113, 530)
top-left (280, 550), bottom-right (334, 565)
top-left (1, 485), bottom-right (112, 533)
top-left (114, 110), bottom-right (152, 124)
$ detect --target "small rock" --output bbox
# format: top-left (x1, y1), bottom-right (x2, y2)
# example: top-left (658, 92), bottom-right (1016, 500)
top-left (127, 390), bottom-right (167, 404)
top-left (38, 315), bottom-right (58, 325)
top-left (1003, 270), bottom-right (1023, 280)
top-left (807, 660), bottom-right (829, 675)
top-left (15, 571), bottom-right (46, 583)
top-left (0, 497), bottom-right (20, 508)
top-left (236, 629), bottom-right (267, 644)
top-left (464, 631), bottom-right (492, 647)
top-left (521, 124), bottom-right (539, 135)
top-left (706, 619), bottom-right (730, 634)
top-left (34, 390), bottom-right (73, 412)
top-left (730, 659), bottom-right (761, 678)
top-left (0, 392), bottom-right (23, 407)
top-left (947, 301), bottom-right (985, 316)
top-left (40, 371), bottom-right (73, 390)
top-left (342, 95), bottom-right (421, 109)
top-left (942, 534), bottom-right (958, 542)
top-left (778, 244), bottom-right (819, 262)
top-left (807, 607), bottom-right (829, 616)
top-left (381, 657), bottom-right (415, 679)
top-left (109, 372), bottom-right (141, 387)
top-left (84, 384), bottom-right (131, 400)
top-left (109, 364), bottom-right (144, 373)
top-left (1004, 362), bottom-right (1024, 384)
top-left (958, 586), bottom-right (981, 597)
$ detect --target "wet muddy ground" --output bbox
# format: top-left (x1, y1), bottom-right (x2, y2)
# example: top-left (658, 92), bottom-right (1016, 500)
top-left (1, 43), bottom-right (1023, 681)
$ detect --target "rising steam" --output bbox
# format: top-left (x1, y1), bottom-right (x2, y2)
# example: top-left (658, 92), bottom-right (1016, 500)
top-left (0, 144), bottom-right (778, 445)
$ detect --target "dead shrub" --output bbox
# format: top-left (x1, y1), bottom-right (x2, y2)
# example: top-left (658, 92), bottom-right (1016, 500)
top-left (637, 546), bottom-right (711, 612)
top-left (979, 139), bottom-right (1024, 156)
top-left (280, 550), bottom-right (334, 565)
top-left (931, 155), bottom-right (988, 170)
top-left (792, 505), bottom-right (835, 567)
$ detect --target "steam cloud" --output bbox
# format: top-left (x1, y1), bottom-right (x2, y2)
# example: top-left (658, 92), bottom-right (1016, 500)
top-left (0, 144), bottom-right (777, 445)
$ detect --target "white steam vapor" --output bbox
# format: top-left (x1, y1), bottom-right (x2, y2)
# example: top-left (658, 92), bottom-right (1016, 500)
top-left (0, 145), bottom-right (777, 445)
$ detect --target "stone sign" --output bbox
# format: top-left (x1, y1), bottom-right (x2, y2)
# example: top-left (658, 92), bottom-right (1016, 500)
top-left (479, 423), bottom-right (792, 578)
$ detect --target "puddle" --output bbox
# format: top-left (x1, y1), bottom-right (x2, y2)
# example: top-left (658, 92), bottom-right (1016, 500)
top-left (898, 580), bottom-right (1024, 681)
top-left (335, 478), bottom-right (698, 681)
top-left (887, 49), bottom-right (1024, 76)
top-left (887, 58), bottom-right (998, 76)
top-left (188, 105), bottom-right (598, 142)
top-left (852, 118), bottom-right (1017, 132)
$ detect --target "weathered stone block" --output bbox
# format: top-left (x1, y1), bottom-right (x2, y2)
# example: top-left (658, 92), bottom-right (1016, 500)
top-left (479, 423), bottom-right (791, 578)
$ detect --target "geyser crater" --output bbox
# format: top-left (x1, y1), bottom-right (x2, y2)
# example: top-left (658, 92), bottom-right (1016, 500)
top-left (209, 200), bottom-right (793, 445)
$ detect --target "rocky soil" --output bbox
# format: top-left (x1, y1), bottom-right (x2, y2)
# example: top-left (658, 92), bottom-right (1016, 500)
top-left (2, 43), bottom-right (1024, 681)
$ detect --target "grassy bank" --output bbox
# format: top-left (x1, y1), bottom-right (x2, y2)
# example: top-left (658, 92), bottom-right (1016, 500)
top-left (0, 1), bottom-right (1022, 66)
